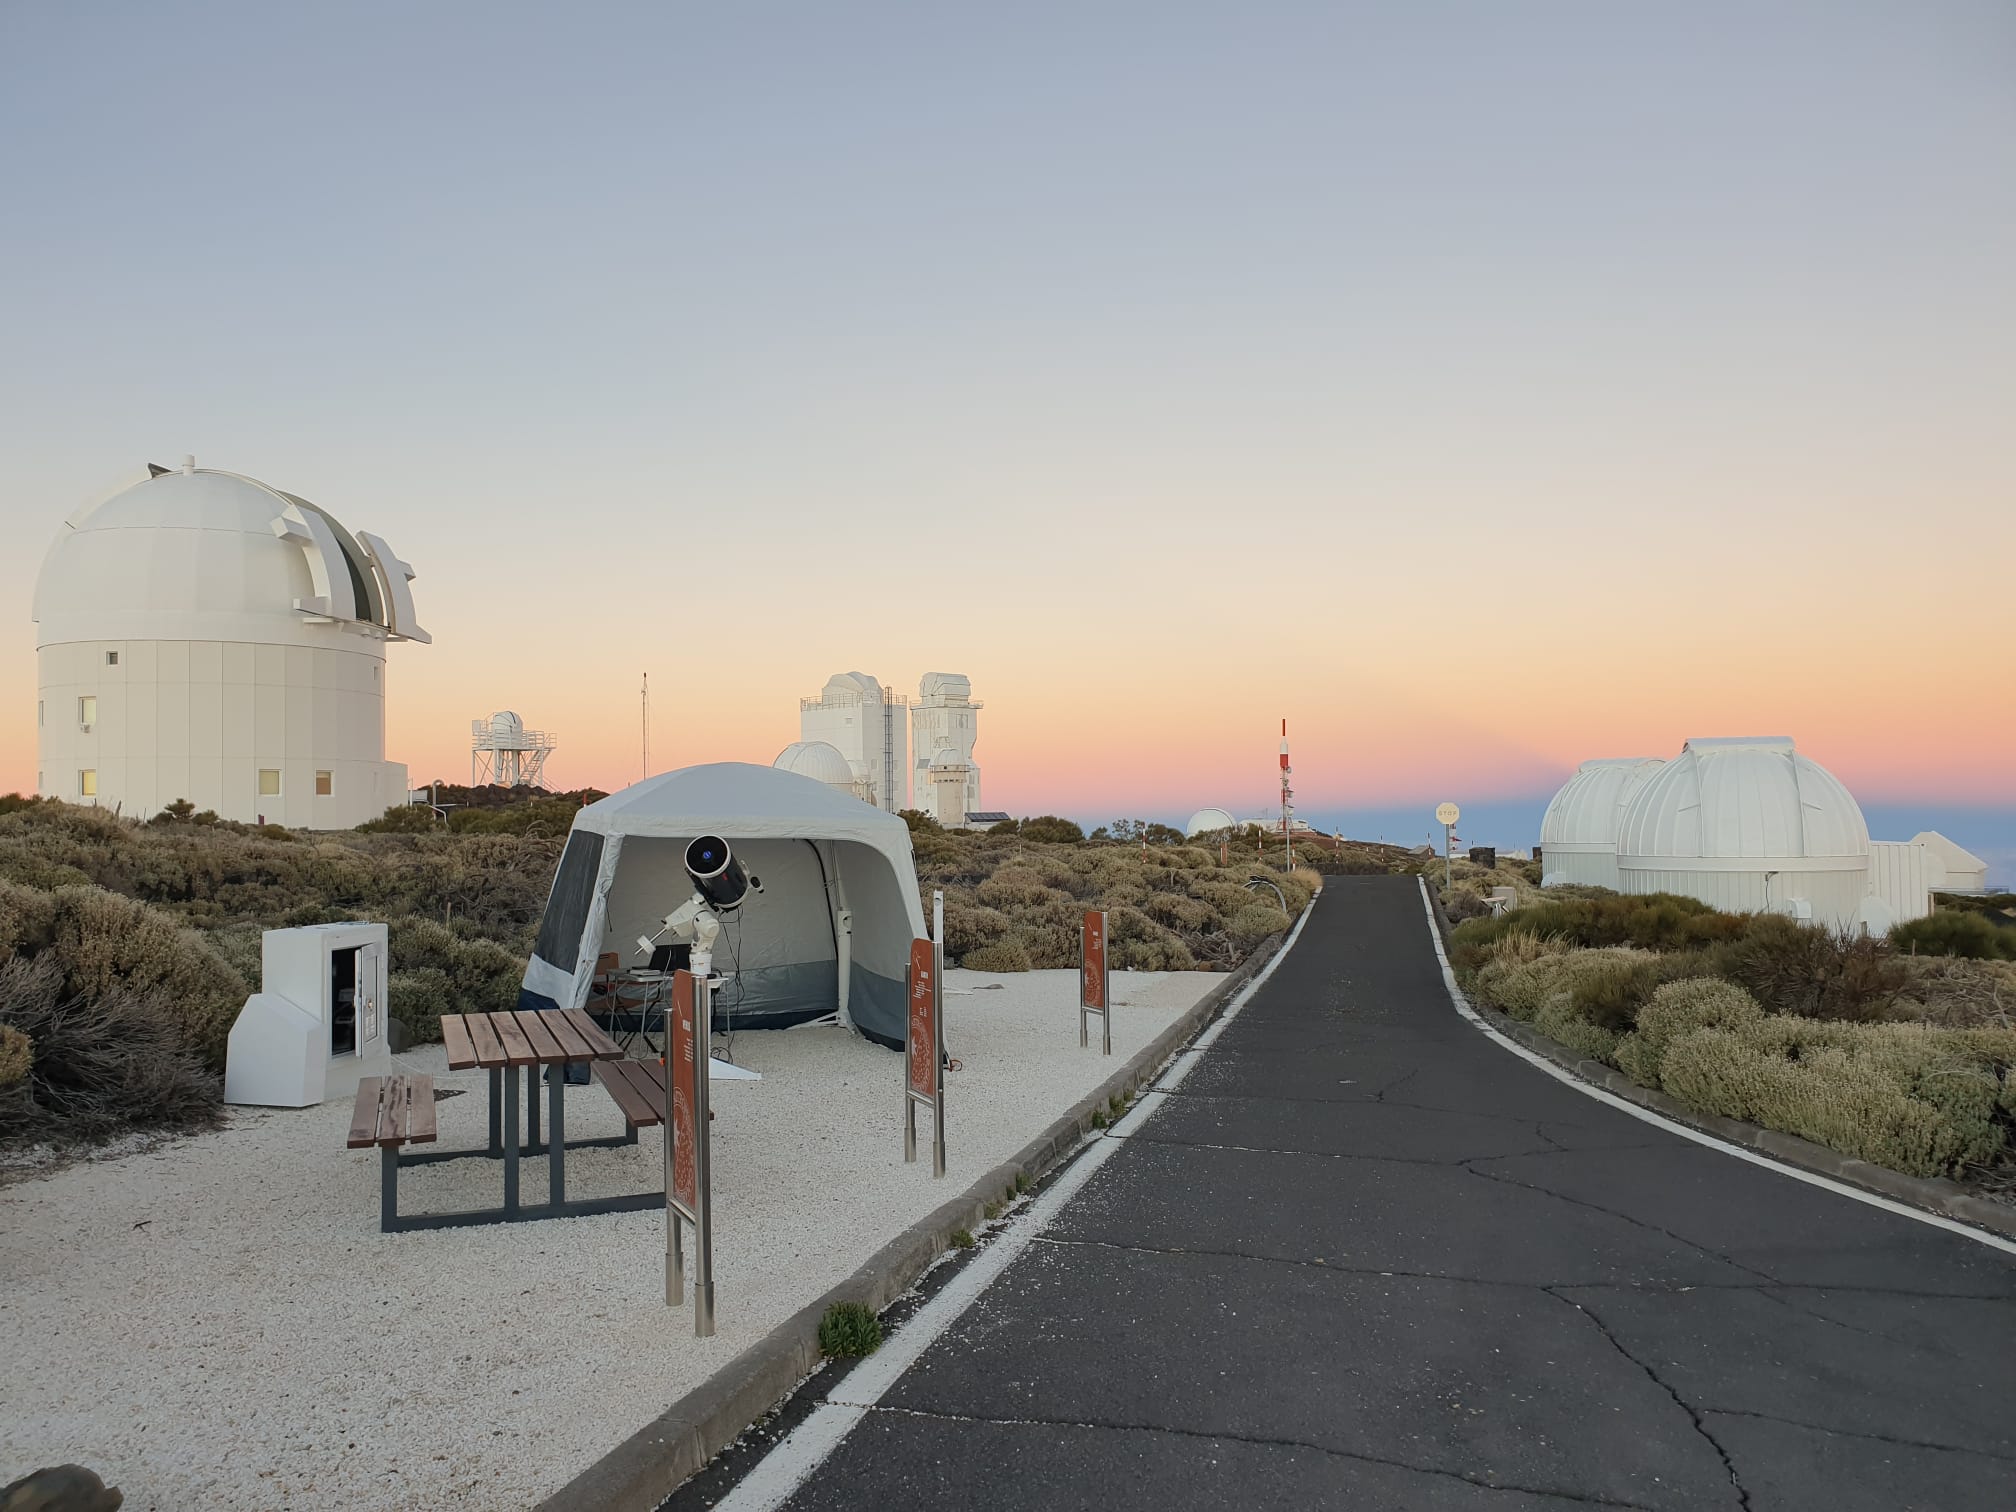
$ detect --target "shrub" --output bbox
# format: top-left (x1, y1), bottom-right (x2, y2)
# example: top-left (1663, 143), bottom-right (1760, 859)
top-left (46, 886), bottom-right (247, 1068)
top-left (389, 968), bottom-right (456, 1043)
top-left (1893, 955), bottom-right (2016, 1029)
top-left (0, 1023), bottom-right (30, 1089)
top-left (1144, 892), bottom-right (1214, 932)
top-left (1615, 978), bottom-right (1763, 1088)
top-left (818, 1301), bottom-right (882, 1357)
top-left (1483, 948), bottom-right (1656, 1028)
top-left (975, 867), bottom-right (1055, 909)
top-left (1450, 892), bottom-right (1742, 969)
top-left (1227, 905), bottom-right (1290, 950)
top-left (941, 900), bottom-right (1011, 957)
top-left (962, 941), bottom-right (1033, 973)
top-left (1658, 1017), bottom-right (2013, 1178)
top-left (0, 958), bottom-right (222, 1142)
top-left (1725, 916), bottom-right (1906, 1021)
top-left (1018, 815), bottom-right (1085, 845)
top-left (0, 879), bottom-right (58, 963)
top-left (1891, 911), bottom-right (2016, 962)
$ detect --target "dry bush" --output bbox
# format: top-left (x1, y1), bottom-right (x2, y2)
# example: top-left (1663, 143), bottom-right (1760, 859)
top-left (1658, 1016), bottom-right (2014, 1179)
top-left (942, 899), bottom-right (1012, 956)
top-left (1724, 916), bottom-right (1907, 1021)
top-left (962, 941), bottom-right (1033, 973)
top-left (1534, 994), bottom-right (1622, 1063)
top-left (1482, 948), bottom-right (1656, 1026)
top-left (975, 866), bottom-right (1054, 909)
top-left (0, 1023), bottom-right (29, 1088)
top-left (1893, 955), bottom-right (2016, 1029)
top-left (0, 957), bottom-right (221, 1142)
top-left (1227, 904), bottom-right (1290, 950)
top-left (389, 968), bottom-right (456, 1044)
top-left (1145, 893), bottom-right (1215, 932)
top-left (46, 886), bottom-right (247, 1068)
top-left (1615, 978), bottom-right (1763, 1088)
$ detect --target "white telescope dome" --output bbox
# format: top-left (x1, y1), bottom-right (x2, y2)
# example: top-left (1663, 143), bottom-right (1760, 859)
top-left (774, 740), bottom-right (871, 802)
top-left (1616, 737), bottom-right (1871, 928)
top-left (1539, 758), bottom-right (1664, 888)
top-left (489, 710), bottom-right (525, 740)
top-left (1185, 807), bottom-right (1239, 837)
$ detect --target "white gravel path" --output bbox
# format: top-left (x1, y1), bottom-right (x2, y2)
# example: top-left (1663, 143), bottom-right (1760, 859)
top-left (0, 969), bottom-right (1214, 1511)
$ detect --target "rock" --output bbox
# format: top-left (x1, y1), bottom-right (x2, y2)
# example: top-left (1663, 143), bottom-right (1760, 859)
top-left (0, 1465), bottom-right (123, 1512)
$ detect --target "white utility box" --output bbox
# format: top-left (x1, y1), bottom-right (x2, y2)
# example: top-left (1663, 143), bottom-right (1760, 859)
top-left (224, 923), bottom-right (393, 1107)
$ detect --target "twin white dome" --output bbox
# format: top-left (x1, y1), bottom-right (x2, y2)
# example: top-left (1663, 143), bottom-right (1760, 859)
top-left (1538, 737), bottom-right (1962, 930)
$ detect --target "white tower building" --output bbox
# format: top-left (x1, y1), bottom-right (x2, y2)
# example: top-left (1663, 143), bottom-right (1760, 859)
top-left (32, 460), bottom-right (427, 829)
top-left (471, 711), bottom-right (556, 788)
top-left (798, 672), bottom-right (907, 812)
top-left (911, 673), bottom-right (981, 826)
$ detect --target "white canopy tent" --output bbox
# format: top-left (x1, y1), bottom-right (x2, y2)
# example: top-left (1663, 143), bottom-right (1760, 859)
top-left (518, 763), bottom-right (927, 1048)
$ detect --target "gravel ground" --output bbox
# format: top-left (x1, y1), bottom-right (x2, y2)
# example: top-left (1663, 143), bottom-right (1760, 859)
top-left (0, 969), bottom-right (1213, 1511)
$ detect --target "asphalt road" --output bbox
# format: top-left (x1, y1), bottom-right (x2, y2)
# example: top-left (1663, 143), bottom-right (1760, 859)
top-left (769, 876), bottom-right (2016, 1510)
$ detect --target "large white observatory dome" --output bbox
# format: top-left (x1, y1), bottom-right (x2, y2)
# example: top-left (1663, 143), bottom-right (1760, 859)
top-left (1539, 758), bottom-right (1664, 889)
top-left (775, 740), bottom-right (873, 803)
top-left (33, 461), bottom-right (426, 828)
top-left (1185, 807), bottom-right (1239, 837)
top-left (1616, 737), bottom-right (1872, 928)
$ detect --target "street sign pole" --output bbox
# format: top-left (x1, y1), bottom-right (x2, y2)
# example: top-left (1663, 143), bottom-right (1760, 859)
top-left (1435, 803), bottom-right (1462, 891)
top-left (665, 969), bottom-right (713, 1336)
top-left (1080, 909), bottom-right (1110, 1054)
top-left (905, 935), bottom-right (944, 1176)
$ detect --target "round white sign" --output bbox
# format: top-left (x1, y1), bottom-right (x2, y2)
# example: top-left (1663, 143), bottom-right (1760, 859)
top-left (1435, 802), bottom-right (1461, 826)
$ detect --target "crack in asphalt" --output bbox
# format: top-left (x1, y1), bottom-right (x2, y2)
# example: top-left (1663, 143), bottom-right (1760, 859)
top-left (1127, 1131), bottom-right (1569, 1166)
top-left (1698, 1408), bottom-right (2016, 1464)
top-left (856, 1401), bottom-right (1668, 1509)
top-left (1545, 1288), bottom-right (1751, 1510)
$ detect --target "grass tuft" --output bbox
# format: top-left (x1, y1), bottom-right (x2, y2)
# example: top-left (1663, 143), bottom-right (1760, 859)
top-left (818, 1301), bottom-right (883, 1358)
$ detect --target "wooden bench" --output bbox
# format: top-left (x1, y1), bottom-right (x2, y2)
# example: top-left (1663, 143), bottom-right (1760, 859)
top-left (348, 1074), bottom-right (438, 1231)
top-left (592, 1057), bottom-right (670, 1130)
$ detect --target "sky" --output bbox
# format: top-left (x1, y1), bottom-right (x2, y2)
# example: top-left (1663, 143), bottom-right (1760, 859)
top-left (1, 3), bottom-right (2012, 875)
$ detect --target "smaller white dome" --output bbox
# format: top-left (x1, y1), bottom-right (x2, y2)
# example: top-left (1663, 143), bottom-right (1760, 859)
top-left (1540, 758), bottom-right (1665, 855)
top-left (1185, 807), bottom-right (1239, 837)
top-left (774, 740), bottom-right (858, 788)
top-left (489, 710), bottom-right (525, 740)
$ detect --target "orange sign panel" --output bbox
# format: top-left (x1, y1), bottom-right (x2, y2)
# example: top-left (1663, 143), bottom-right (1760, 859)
top-left (671, 969), bottom-right (698, 1214)
top-left (1081, 910), bottom-right (1107, 1011)
top-left (908, 937), bottom-right (936, 1100)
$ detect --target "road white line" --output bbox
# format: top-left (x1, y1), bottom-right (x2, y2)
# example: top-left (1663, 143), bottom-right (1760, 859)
top-left (715, 896), bottom-right (1321, 1510)
top-left (1416, 877), bottom-right (2016, 1260)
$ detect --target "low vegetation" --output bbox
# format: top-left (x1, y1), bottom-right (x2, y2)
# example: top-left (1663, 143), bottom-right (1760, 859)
top-left (0, 796), bottom-right (1342, 1151)
top-left (817, 1300), bottom-right (883, 1358)
top-left (1451, 889), bottom-right (2016, 1187)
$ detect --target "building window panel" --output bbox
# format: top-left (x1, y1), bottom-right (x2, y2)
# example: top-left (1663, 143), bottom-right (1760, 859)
top-left (106, 651), bottom-right (119, 665)
top-left (79, 769), bottom-right (97, 797)
top-left (258, 769), bottom-right (282, 797)
top-left (79, 696), bottom-right (97, 726)
top-left (315, 770), bottom-right (333, 797)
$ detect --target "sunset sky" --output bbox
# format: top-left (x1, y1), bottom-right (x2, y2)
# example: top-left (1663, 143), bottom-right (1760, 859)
top-left (2, 4), bottom-right (2011, 874)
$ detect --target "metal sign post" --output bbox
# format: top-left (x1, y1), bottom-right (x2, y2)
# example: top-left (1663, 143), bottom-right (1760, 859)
top-left (665, 968), bottom-right (713, 1336)
top-left (1436, 802), bottom-right (1461, 890)
top-left (905, 936), bottom-right (944, 1177)
top-left (1080, 909), bottom-right (1110, 1054)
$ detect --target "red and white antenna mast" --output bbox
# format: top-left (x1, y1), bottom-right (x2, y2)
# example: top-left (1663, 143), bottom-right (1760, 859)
top-left (1279, 718), bottom-right (1293, 866)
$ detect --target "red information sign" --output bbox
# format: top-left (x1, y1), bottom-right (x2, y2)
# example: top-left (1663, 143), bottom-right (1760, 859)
top-left (670, 969), bottom-right (698, 1214)
top-left (1081, 910), bottom-right (1107, 1011)
top-left (908, 937), bottom-right (936, 1100)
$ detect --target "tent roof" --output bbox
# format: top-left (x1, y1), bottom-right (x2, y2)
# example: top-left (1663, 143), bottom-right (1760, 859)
top-left (575, 761), bottom-right (916, 850)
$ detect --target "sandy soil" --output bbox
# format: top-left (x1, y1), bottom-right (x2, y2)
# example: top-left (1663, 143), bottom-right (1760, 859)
top-left (0, 968), bottom-right (1214, 1511)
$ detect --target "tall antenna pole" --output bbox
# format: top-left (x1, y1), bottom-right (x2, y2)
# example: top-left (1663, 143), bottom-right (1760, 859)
top-left (642, 673), bottom-right (651, 782)
top-left (1279, 718), bottom-right (1293, 867)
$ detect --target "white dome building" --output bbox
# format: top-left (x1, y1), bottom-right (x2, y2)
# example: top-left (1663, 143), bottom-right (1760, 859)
top-left (1539, 758), bottom-right (1665, 889)
top-left (1185, 807), bottom-right (1239, 837)
top-left (33, 460), bottom-right (427, 828)
top-left (1616, 737), bottom-right (1871, 929)
top-left (774, 740), bottom-right (874, 803)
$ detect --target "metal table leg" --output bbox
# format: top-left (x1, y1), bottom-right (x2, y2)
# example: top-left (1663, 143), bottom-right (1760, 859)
top-left (503, 1065), bottom-right (520, 1214)
top-left (548, 1062), bottom-right (566, 1206)
top-left (380, 1145), bottom-right (398, 1232)
top-left (488, 1067), bottom-right (502, 1156)
top-left (526, 1061), bottom-right (541, 1152)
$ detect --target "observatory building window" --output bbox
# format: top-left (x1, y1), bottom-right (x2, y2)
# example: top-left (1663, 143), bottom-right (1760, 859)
top-left (105, 651), bottom-right (118, 666)
top-left (259, 769), bottom-right (282, 797)
top-left (78, 769), bottom-right (97, 797)
top-left (78, 696), bottom-right (96, 727)
top-left (316, 770), bottom-right (333, 796)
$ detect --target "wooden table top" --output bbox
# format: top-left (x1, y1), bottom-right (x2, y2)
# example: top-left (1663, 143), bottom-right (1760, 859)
top-left (441, 1009), bottom-right (625, 1071)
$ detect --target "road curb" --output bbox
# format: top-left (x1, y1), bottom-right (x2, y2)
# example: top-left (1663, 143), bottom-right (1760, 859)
top-left (537, 926), bottom-right (1296, 1512)
top-left (1422, 889), bottom-right (2016, 1243)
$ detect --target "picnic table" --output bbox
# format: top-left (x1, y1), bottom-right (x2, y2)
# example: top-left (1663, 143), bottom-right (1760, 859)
top-left (370, 1009), bottom-right (668, 1232)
